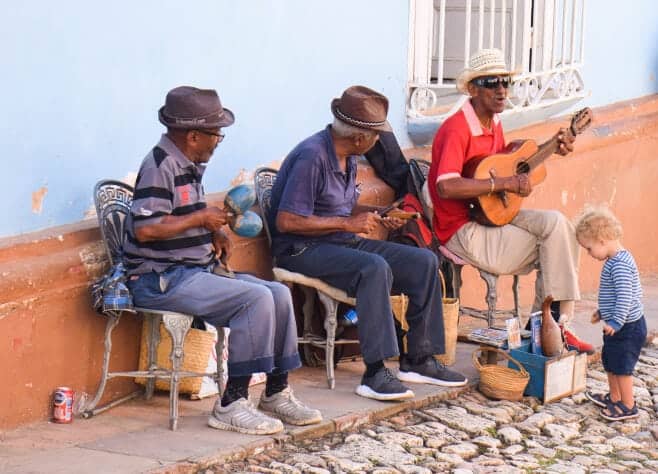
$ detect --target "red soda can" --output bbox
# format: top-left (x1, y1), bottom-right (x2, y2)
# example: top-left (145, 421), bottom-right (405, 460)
top-left (53, 387), bottom-right (74, 423)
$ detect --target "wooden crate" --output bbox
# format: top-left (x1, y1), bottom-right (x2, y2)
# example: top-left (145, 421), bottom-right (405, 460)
top-left (508, 342), bottom-right (587, 403)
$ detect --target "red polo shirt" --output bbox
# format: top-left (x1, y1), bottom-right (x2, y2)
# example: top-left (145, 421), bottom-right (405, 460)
top-left (428, 100), bottom-right (506, 243)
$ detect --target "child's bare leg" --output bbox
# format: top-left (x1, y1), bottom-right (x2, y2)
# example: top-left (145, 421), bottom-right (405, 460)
top-left (607, 372), bottom-right (620, 402)
top-left (559, 300), bottom-right (575, 322)
top-left (617, 375), bottom-right (635, 408)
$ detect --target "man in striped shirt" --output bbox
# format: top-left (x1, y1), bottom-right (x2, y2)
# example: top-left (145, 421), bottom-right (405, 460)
top-left (124, 86), bottom-right (321, 435)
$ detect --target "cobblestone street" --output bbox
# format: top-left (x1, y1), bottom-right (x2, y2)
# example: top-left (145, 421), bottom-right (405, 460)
top-left (216, 342), bottom-right (658, 474)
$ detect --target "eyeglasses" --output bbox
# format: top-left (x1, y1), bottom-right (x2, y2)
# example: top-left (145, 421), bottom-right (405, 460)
top-left (471, 76), bottom-right (512, 89)
top-left (195, 129), bottom-right (225, 142)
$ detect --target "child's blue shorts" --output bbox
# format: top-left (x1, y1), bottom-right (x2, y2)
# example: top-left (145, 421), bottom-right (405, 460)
top-left (602, 316), bottom-right (647, 375)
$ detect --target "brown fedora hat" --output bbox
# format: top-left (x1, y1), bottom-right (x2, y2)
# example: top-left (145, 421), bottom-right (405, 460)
top-left (158, 86), bottom-right (235, 130)
top-left (331, 85), bottom-right (392, 132)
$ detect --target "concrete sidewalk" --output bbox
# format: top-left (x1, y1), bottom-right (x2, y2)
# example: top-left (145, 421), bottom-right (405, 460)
top-left (1, 276), bottom-right (657, 474)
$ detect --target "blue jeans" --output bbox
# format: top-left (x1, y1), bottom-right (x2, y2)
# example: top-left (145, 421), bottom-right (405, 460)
top-left (277, 238), bottom-right (445, 364)
top-left (127, 265), bottom-right (301, 377)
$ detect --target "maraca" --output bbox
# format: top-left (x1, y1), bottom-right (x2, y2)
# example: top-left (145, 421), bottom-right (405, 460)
top-left (224, 184), bottom-right (263, 238)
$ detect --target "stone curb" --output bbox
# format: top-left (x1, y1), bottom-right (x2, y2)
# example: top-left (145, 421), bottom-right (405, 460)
top-left (148, 330), bottom-right (658, 474)
top-left (147, 383), bottom-right (474, 474)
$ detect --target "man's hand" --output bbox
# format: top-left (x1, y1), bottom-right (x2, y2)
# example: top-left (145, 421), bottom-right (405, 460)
top-left (556, 128), bottom-right (575, 156)
top-left (379, 216), bottom-right (405, 230)
top-left (212, 229), bottom-right (233, 262)
top-left (504, 173), bottom-right (532, 197)
top-left (198, 206), bottom-right (231, 232)
top-left (346, 212), bottom-right (381, 234)
top-left (602, 323), bottom-right (616, 336)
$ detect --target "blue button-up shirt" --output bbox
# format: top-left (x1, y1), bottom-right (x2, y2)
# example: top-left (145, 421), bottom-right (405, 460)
top-left (269, 126), bottom-right (359, 257)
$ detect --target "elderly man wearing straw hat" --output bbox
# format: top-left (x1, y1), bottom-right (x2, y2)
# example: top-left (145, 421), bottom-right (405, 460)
top-left (125, 86), bottom-right (322, 435)
top-left (427, 49), bottom-right (594, 354)
top-left (269, 85), bottom-right (468, 402)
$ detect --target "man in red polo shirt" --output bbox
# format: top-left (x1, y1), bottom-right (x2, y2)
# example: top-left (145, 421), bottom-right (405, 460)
top-left (428, 48), bottom-right (594, 354)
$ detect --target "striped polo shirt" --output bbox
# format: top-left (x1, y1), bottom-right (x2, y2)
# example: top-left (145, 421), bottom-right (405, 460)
top-left (124, 135), bottom-right (214, 275)
top-left (599, 249), bottom-right (644, 331)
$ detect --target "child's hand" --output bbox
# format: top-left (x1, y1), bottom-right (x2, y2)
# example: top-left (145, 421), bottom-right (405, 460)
top-left (602, 323), bottom-right (616, 336)
top-left (590, 310), bottom-right (601, 323)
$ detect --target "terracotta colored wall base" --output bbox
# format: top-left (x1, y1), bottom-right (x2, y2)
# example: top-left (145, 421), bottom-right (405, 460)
top-left (1, 95), bottom-right (657, 430)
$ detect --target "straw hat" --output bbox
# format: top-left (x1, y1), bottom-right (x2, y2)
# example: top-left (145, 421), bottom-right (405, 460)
top-left (456, 49), bottom-right (515, 94)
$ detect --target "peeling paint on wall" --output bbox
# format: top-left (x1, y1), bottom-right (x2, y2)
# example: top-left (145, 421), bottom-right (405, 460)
top-left (78, 242), bottom-right (109, 279)
top-left (31, 187), bottom-right (47, 214)
top-left (229, 160), bottom-right (283, 187)
top-left (230, 168), bottom-right (253, 187)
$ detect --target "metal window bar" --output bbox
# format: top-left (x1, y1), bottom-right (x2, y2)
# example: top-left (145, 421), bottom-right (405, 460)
top-left (510, 0), bottom-right (518, 71)
top-left (489, 0), bottom-right (495, 47)
top-left (464, 0), bottom-right (472, 66)
top-left (521, 0), bottom-right (531, 73)
top-left (561, 0), bottom-right (568, 65)
top-left (437, 0), bottom-right (447, 83)
top-left (551, 0), bottom-right (558, 69)
top-left (579, 0), bottom-right (585, 62)
top-left (408, 0), bottom-right (586, 116)
top-left (479, 0), bottom-right (485, 50)
top-left (500, 0), bottom-right (507, 52)
top-left (569, 0), bottom-right (577, 64)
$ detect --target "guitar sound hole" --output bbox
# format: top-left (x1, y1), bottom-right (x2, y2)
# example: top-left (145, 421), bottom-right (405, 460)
top-left (516, 161), bottom-right (530, 174)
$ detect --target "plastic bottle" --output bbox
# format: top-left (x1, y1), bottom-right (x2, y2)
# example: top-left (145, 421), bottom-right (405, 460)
top-left (529, 311), bottom-right (543, 355)
top-left (341, 309), bottom-right (358, 326)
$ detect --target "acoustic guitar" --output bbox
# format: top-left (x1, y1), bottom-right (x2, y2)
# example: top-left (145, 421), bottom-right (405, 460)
top-left (462, 107), bottom-right (593, 226)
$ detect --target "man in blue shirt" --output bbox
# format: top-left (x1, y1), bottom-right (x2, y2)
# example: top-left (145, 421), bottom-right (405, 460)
top-left (269, 86), bottom-right (468, 401)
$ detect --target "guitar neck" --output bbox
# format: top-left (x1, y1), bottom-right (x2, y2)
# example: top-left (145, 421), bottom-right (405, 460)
top-left (521, 107), bottom-right (591, 174)
top-left (526, 136), bottom-right (561, 171)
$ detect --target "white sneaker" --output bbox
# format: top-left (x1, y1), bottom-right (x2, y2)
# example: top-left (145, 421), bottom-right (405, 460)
top-left (208, 398), bottom-right (283, 435)
top-left (258, 387), bottom-right (322, 426)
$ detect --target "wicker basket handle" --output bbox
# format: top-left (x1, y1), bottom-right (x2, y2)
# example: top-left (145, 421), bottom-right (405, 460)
top-left (472, 347), bottom-right (529, 377)
top-left (439, 268), bottom-right (447, 296)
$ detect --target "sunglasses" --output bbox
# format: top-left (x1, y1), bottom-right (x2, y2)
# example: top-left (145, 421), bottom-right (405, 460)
top-left (195, 129), bottom-right (225, 142)
top-left (471, 76), bottom-right (512, 89)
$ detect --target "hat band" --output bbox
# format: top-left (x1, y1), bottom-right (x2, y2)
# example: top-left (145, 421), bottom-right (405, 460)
top-left (164, 109), bottom-right (224, 126)
top-left (174, 117), bottom-right (216, 126)
top-left (334, 106), bottom-right (386, 128)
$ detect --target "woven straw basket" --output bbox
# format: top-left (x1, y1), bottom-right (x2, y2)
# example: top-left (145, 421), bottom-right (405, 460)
top-left (390, 294), bottom-right (409, 328)
top-left (135, 322), bottom-right (216, 395)
top-left (472, 347), bottom-right (529, 401)
top-left (436, 270), bottom-right (459, 366)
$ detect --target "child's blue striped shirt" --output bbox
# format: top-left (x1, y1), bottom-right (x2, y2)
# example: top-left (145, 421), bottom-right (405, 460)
top-left (598, 249), bottom-right (643, 331)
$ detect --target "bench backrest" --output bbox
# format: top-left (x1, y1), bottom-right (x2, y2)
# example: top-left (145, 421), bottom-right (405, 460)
top-left (253, 167), bottom-right (278, 248)
top-left (93, 180), bottom-right (134, 266)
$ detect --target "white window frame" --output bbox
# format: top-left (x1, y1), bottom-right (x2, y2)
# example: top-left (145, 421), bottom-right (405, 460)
top-left (407, 0), bottom-right (587, 127)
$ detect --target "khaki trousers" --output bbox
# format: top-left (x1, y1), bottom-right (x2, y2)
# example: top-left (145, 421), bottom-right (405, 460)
top-left (445, 209), bottom-right (580, 311)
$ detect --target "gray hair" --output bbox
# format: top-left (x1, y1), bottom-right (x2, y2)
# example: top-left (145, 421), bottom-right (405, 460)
top-left (332, 118), bottom-right (378, 139)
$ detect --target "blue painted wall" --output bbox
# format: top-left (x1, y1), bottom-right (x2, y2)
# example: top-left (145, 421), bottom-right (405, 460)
top-left (581, 0), bottom-right (658, 109)
top-left (1, 1), bottom-right (657, 237)
top-left (0, 1), bottom-right (409, 237)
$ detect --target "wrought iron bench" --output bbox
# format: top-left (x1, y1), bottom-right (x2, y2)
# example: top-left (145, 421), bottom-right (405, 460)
top-left (83, 179), bottom-right (225, 430)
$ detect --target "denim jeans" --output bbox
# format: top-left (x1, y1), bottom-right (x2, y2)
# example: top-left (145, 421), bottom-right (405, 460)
top-left (277, 238), bottom-right (445, 364)
top-left (128, 265), bottom-right (301, 377)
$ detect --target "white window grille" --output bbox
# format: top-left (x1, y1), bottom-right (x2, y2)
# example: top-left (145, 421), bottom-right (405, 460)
top-left (407, 0), bottom-right (587, 130)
